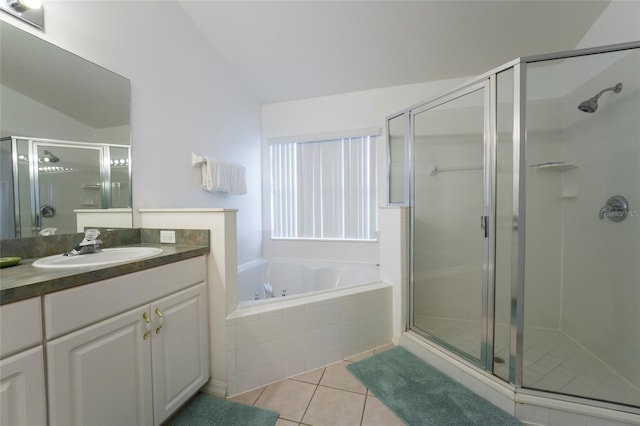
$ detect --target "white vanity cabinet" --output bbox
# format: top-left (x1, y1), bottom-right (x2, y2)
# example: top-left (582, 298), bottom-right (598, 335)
top-left (0, 297), bottom-right (47, 426)
top-left (44, 256), bottom-right (209, 426)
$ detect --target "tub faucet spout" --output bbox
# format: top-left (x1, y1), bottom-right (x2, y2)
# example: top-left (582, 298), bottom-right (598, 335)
top-left (264, 282), bottom-right (275, 298)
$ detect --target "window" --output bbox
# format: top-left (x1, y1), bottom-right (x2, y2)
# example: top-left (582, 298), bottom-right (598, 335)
top-left (270, 132), bottom-right (378, 240)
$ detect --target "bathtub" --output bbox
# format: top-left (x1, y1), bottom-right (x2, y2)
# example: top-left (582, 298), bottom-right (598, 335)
top-left (237, 258), bottom-right (381, 307)
top-left (227, 257), bottom-right (392, 396)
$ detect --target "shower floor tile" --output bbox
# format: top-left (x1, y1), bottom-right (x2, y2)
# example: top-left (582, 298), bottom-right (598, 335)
top-left (413, 316), bottom-right (640, 408)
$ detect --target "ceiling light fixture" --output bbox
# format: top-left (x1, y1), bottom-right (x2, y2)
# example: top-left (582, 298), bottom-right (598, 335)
top-left (1, 0), bottom-right (44, 30)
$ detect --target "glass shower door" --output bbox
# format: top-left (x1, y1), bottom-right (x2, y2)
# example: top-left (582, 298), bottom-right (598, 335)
top-left (33, 143), bottom-right (103, 235)
top-left (522, 47), bottom-right (640, 408)
top-left (411, 82), bottom-right (492, 365)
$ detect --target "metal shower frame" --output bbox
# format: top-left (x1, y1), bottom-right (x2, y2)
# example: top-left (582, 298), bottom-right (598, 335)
top-left (6, 136), bottom-right (131, 237)
top-left (386, 40), bottom-right (640, 411)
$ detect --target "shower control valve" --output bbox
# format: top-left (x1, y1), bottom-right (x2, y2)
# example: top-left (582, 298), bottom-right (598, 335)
top-left (599, 195), bottom-right (629, 222)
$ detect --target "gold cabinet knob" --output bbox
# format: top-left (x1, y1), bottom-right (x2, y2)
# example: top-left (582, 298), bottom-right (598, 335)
top-left (142, 311), bottom-right (151, 339)
top-left (155, 307), bottom-right (164, 334)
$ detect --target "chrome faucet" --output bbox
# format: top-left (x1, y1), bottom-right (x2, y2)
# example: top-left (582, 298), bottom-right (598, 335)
top-left (264, 282), bottom-right (275, 298)
top-left (64, 229), bottom-right (103, 256)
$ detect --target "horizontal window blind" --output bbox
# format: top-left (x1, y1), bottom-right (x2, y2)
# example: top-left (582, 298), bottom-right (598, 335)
top-left (270, 135), bottom-right (378, 240)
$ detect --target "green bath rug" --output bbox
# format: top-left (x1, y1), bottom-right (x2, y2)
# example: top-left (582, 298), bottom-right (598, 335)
top-left (167, 392), bottom-right (279, 426)
top-left (347, 346), bottom-right (521, 426)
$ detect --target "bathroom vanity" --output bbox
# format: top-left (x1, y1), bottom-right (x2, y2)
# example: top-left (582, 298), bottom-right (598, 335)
top-left (0, 234), bottom-right (210, 426)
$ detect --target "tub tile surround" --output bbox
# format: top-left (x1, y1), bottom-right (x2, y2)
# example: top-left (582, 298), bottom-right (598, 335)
top-left (226, 285), bottom-right (393, 396)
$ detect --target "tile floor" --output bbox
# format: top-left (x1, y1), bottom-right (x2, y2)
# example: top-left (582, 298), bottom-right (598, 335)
top-left (414, 316), bottom-right (640, 407)
top-left (229, 343), bottom-right (405, 426)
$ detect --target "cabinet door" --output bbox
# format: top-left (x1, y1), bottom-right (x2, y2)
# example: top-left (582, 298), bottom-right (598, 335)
top-left (47, 306), bottom-right (153, 426)
top-left (151, 283), bottom-right (209, 425)
top-left (0, 346), bottom-right (47, 426)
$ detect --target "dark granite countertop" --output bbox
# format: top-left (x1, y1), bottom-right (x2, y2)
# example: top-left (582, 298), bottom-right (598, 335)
top-left (0, 243), bottom-right (209, 305)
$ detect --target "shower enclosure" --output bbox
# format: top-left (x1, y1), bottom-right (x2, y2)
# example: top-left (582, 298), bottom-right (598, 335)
top-left (388, 41), bottom-right (639, 412)
top-left (0, 136), bottom-right (131, 238)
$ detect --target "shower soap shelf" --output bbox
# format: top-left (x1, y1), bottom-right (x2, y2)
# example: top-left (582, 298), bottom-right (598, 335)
top-left (559, 189), bottom-right (579, 199)
top-left (530, 161), bottom-right (577, 171)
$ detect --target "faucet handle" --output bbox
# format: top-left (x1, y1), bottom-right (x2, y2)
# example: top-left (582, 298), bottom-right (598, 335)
top-left (84, 228), bottom-right (101, 241)
top-left (79, 238), bottom-right (103, 247)
top-left (599, 206), bottom-right (608, 220)
top-left (599, 195), bottom-right (629, 222)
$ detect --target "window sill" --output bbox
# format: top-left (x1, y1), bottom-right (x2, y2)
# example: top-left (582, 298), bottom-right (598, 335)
top-left (270, 237), bottom-right (379, 243)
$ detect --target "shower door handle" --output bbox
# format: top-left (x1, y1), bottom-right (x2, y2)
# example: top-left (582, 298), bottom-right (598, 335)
top-left (481, 215), bottom-right (488, 238)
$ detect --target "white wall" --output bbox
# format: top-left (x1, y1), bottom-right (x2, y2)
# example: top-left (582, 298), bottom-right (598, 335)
top-left (260, 77), bottom-right (469, 263)
top-left (575, 0), bottom-right (640, 50)
top-left (0, 85), bottom-right (97, 142)
top-left (1, 1), bottom-right (263, 264)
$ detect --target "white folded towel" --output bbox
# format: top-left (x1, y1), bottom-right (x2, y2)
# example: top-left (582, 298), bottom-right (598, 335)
top-left (192, 152), bottom-right (247, 195)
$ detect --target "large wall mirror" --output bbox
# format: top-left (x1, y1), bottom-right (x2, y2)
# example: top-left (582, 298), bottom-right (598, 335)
top-left (0, 20), bottom-right (132, 239)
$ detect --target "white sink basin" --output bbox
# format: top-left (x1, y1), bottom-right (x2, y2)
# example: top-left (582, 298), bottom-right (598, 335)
top-left (32, 247), bottom-right (163, 269)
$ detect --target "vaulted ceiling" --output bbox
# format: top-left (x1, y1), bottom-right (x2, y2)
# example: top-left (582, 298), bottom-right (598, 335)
top-left (179, 1), bottom-right (611, 103)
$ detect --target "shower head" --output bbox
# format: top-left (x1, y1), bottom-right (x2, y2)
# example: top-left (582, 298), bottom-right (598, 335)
top-left (41, 150), bottom-right (60, 163)
top-left (577, 82), bottom-right (623, 113)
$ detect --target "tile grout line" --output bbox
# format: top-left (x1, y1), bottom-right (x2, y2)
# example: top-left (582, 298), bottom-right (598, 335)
top-left (297, 367), bottom-right (327, 425)
top-left (316, 383), bottom-right (368, 396)
top-left (251, 386), bottom-right (267, 406)
top-left (359, 390), bottom-right (370, 426)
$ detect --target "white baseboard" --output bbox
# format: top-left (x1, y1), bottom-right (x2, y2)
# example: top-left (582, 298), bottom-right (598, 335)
top-left (201, 379), bottom-right (226, 398)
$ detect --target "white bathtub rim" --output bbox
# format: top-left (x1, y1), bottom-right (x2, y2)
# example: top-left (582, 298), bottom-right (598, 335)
top-left (237, 257), bottom-right (381, 305)
top-left (227, 280), bottom-right (392, 321)
top-left (238, 276), bottom-right (381, 307)
top-left (238, 257), bottom-right (380, 272)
